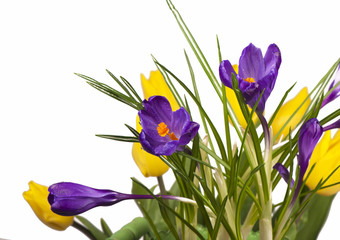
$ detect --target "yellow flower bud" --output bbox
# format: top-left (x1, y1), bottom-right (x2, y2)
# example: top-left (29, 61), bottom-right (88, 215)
top-left (271, 87), bottom-right (310, 143)
top-left (132, 70), bottom-right (179, 177)
top-left (23, 181), bottom-right (74, 231)
top-left (305, 130), bottom-right (340, 196)
top-left (226, 64), bottom-right (259, 129)
top-left (141, 70), bottom-right (180, 110)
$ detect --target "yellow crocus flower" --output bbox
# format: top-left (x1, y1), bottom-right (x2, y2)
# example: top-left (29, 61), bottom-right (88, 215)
top-left (226, 64), bottom-right (259, 129)
top-left (141, 70), bottom-right (180, 110)
top-left (23, 181), bottom-right (74, 230)
top-left (305, 130), bottom-right (340, 196)
top-left (271, 87), bottom-right (310, 143)
top-left (132, 70), bottom-right (179, 177)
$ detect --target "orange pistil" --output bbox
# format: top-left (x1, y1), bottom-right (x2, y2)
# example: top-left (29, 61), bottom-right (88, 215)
top-left (157, 122), bottom-right (178, 140)
top-left (243, 77), bottom-right (255, 83)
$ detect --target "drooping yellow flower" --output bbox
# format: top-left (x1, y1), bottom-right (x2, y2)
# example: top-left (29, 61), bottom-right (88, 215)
top-left (271, 87), bottom-right (310, 143)
top-left (132, 70), bottom-right (179, 177)
top-left (226, 64), bottom-right (259, 129)
top-left (305, 130), bottom-right (340, 196)
top-left (23, 181), bottom-right (74, 230)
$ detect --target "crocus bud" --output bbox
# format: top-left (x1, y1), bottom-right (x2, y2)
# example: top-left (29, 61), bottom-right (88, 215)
top-left (297, 118), bottom-right (323, 176)
top-left (48, 182), bottom-right (188, 216)
top-left (272, 87), bottom-right (310, 143)
top-left (48, 182), bottom-right (128, 216)
top-left (23, 181), bottom-right (73, 231)
top-left (305, 130), bottom-right (340, 196)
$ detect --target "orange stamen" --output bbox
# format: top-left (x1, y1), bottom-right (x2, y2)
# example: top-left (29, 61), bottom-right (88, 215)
top-left (157, 122), bottom-right (178, 140)
top-left (243, 77), bottom-right (255, 83)
top-left (157, 122), bottom-right (169, 137)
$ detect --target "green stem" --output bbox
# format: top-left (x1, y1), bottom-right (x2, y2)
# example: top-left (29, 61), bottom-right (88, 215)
top-left (72, 221), bottom-right (96, 240)
top-left (257, 113), bottom-right (273, 240)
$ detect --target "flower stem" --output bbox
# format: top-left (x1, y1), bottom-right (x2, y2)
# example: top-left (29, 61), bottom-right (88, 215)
top-left (257, 113), bottom-right (273, 240)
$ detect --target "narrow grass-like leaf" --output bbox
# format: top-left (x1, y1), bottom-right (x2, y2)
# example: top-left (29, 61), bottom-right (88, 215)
top-left (165, 0), bottom-right (222, 100)
top-left (125, 124), bottom-right (140, 138)
top-left (96, 134), bottom-right (139, 143)
top-left (235, 163), bottom-right (264, 239)
top-left (120, 76), bottom-right (143, 103)
top-left (155, 61), bottom-right (228, 167)
top-left (211, 196), bottom-right (228, 240)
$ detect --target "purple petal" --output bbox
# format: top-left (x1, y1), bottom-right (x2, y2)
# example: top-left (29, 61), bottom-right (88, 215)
top-left (178, 122), bottom-right (200, 146)
top-left (298, 118), bottom-right (323, 174)
top-left (143, 96), bottom-right (173, 125)
top-left (323, 118), bottom-right (340, 131)
top-left (48, 182), bottom-right (122, 216)
top-left (171, 107), bottom-right (191, 135)
top-left (322, 65), bottom-right (340, 107)
top-left (238, 43), bottom-right (265, 81)
top-left (139, 130), bottom-right (178, 156)
top-left (219, 60), bottom-right (236, 88)
top-left (273, 163), bottom-right (294, 188)
top-left (263, 44), bottom-right (281, 76)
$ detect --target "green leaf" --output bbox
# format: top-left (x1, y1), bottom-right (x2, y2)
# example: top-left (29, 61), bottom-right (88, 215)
top-left (295, 194), bottom-right (336, 240)
top-left (96, 134), bottom-right (139, 143)
top-left (76, 216), bottom-right (107, 240)
top-left (100, 218), bottom-right (113, 237)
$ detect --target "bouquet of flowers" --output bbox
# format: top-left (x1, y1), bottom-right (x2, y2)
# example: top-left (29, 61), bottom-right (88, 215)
top-left (23, 1), bottom-right (340, 239)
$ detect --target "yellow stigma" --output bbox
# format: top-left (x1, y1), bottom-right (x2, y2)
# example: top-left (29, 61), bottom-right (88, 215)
top-left (243, 77), bottom-right (255, 83)
top-left (157, 122), bottom-right (178, 140)
top-left (157, 122), bottom-right (169, 137)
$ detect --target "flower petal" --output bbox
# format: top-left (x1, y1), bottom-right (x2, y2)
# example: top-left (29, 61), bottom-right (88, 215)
top-left (178, 121), bottom-right (200, 146)
top-left (238, 43), bottom-right (265, 81)
top-left (263, 43), bottom-right (282, 76)
top-left (273, 163), bottom-right (294, 188)
top-left (219, 60), bottom-right (236, 88)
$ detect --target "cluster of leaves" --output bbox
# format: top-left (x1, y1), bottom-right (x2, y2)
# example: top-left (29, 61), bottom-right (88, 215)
top-left (74, 0), bottom-right (340, 239)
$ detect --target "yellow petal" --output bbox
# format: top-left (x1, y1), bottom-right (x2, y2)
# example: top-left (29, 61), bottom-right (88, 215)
top-left (132, 142), bottom-right (169, 177)
top-left (305, 130), bottom-right (340, 196)
top-left (271, 87), bottom-right (310, 143)
top-left (226, 87), bottom-right (260, 129)
top-left (141, 70), bottom-right (180, 111)
top-left (23, 181), bottom-right (74, 231)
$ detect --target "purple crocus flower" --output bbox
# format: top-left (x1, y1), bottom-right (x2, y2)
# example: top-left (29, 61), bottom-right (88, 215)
top-left (48, 182), bottom-right (129, 216)
top-left (48, 182), bottom-right (190, 216)
top-left (274, 118), bottom-right (323, 203)
top-left (219, 43), bottom-right (281, 113)
top-left (297, 118), bottom-right (323, 177)
top-left (138, 95), bottom-right (199, 156)
top-left (321, 64), bottom-right (340, 108)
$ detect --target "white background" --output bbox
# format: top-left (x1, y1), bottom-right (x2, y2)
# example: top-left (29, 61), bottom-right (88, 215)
top-left (1, 0), bottom-right (340, 239)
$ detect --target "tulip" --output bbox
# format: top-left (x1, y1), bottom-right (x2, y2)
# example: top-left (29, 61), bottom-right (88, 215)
top-left (132, 70), bottom-right (180, 177)
top-left (271, 87), bottom-right (310, 143)
top-left (23, 181), bottom-right (73, 231)
top-left (141, 70), bottom-right (180, 110)
top-left (139, 96), bottom-right (199, 156)
top-left (305, 130), bottom-right (340, 196)
top-left (48, 182), bottom-right (192, 216)
top-left (219, 43), bottom-right (281, 114)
